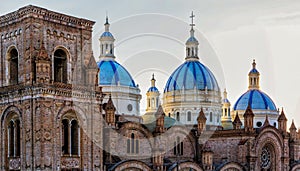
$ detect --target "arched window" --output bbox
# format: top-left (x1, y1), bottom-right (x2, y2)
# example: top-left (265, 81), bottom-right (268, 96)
top-left (127, 133), bottom-right (139, 154)
top-left (61, 114), bottom-right (80, 156)
top-left (209, 112), bottom-right (213, 122)
top-left (176, 112), bottom-right (180, 121)
top-left (173, 136), bottom-right (183, 156)
top-left (187, 111), bottom-right (192, 121)
top-left (54, 49), bottom-right (67, 83)
top-left (5, 112), bottom-right (21, 163)
top-left (8, 48), bottom-right (18, 84)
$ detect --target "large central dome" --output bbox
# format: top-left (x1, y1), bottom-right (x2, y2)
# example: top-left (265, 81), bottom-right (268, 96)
top-left (164, 60), bottom-right (219, 92)
top-left (162, 12), bottom-right (222, 128)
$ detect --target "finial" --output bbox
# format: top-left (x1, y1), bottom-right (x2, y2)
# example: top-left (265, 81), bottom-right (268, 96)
top-left (223, 88), bottom-right (227, 99)
top-left (104, 12), bottom-right (110, 32)
top-left (151, 73), bottom-right (156, 87)
top-left (190, 11), bottom-right (195, 30)
top-left (252, 59), bottom-right (256, 69)
top-left (105, 11), bottom-right (109, 24)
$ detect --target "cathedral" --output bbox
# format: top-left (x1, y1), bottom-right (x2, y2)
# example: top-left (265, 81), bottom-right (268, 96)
top-left (0, 5), bottom-right (300, 171)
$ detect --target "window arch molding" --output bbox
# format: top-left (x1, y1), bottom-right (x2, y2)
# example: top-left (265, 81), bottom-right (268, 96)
top-left (52, 46), bottom-right (71, 84)
top-left (5, 46), bottom-right (19, 85)
top-left (1, 105), bottom-right (22, 170)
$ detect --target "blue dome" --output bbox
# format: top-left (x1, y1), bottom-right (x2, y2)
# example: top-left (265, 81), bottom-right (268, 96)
top-left (148, 86), bottom-right (159, 92)
top-left (97, 60), bottom-right (136, 87)
top-left (186, 36), bottom-right (198, 43)
top-left (249, 68), bottom-right (259, 74)
top-left (164, 61), bottom-right (219, 92)
top-left (100, 31), bottom-right (114, 38)
top-left (233, 89), bottom-right (276, 111)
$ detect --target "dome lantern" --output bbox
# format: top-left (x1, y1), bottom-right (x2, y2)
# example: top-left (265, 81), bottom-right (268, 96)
top-left (248, 59), bottom-right (260, 90)
top-left (99, 15), bottom-right (115, 60)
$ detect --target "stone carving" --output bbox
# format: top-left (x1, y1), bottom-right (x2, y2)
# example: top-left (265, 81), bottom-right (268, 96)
top-left (61, 157), bottom-right (80, 168)
top-left (9, 158), bottom-right (21, 170)
top-left (43, 129), bottom-right (51, 141)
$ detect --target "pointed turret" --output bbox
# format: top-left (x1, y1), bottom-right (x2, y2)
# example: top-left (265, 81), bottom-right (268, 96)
top-left (232, 112), bottom-right (242, 130)
top-left (278, 108), bottom-right (287, 133)
top-left (185, 11), bottom-right (199, 61)
top-left (146, 74), bottom-right (160, 113)
top-left (221, 89), bottom-right (232, 129)
top-left (290, 120), bottom-right (297, 141)
top-left (104, 95), bottom-right (116, 127)
top-left (248, 59), bottom-right (260, 90)
top-left (154, 105), bottom-right (165, 134)
top-left (262, 115), bottom-right (270, 127)
top-left (99, 15), bottom-right (115, 59)
top-left (197, 108), bottom-right (207, 133)
top-left (243, 104), bottom-right (254, 133)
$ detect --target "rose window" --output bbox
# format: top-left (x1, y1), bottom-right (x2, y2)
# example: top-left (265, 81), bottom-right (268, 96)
top-left (261, 147), bottom-right (271, 169)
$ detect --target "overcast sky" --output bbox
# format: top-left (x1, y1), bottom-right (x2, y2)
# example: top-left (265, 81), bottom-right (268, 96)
top-left (2, 0), bottom-right (300, 127)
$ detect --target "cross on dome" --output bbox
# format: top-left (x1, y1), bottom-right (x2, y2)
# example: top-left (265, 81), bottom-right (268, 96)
top-left (190, 11), bottom-right (195, 30)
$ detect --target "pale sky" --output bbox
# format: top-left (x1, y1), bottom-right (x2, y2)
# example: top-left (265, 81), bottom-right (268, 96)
top-left (1, 0), bottom-right (300, 127)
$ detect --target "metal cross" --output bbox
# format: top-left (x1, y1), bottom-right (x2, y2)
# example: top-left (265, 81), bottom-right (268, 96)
top-left (190, 11), bottom-right (195, 29)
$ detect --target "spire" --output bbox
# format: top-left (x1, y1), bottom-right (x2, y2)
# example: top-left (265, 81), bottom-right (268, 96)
top-left (151, 73), bottom-right (156, 87)
top-left (185, 11), bottom-right (199, 61)
top-left (290, 120), bottom-right (297, 131)
top-left (197, 107), bottom-right (207, 133)
top-left (233, 112), bottom-right (241, 124)
top-left (105, 95), bottom-right (116, 111)
top-left (105, 13), bottom-right (110, 32)
top-left (262, 115), bottom-right (270, 127)
top-left (197, 107), bottom-right (207, 121)
top-left (244, 104), bottom-right (254, 133)
top-left (104, 95), bottom-right (116, 127)
top-left (278, 107), bottom-right (287, 121)
top-left (248, 59), bottom-right (260, 90)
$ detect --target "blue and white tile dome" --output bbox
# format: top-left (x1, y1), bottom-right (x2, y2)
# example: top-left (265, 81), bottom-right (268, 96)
top-left (164, 61), bottom-right (219, 92)
top-left (234, 89), bottom-right (276, 111)
top-left (97, 60), bottom-right (136, 87)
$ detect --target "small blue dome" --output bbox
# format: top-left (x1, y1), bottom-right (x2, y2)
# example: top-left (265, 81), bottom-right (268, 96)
top-left (148, 86), bottom-right (159, 92)
top-left (164, 61), bottom-right (219, 92)
top-left (234, 89), bottom-right (276, 111)
top-left (186, 36), bottom-right (198, 43)
top-left (223, 99), bottom-right (230, 103)
top-left (100, 31), bottom-right (114, 38)
top-left (97, 60), bottom-right (136, 87)
top-left (249, 68), bottom-right (259, 74)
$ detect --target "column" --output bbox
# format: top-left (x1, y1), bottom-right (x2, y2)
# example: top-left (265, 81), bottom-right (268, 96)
top-left (68, 121), bottom-right (72, 156)
top-left (13, 122), bottom-right (17, 157)
top-left (77, 125), bottom-right (80, 156)
top-left (7, 125), bottom-right (10, 157)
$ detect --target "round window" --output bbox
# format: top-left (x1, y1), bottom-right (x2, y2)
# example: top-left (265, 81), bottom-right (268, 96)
top-left (257, 121), bottom-right (262, 127)
top-left (127, 104), bottom-right (133, 111)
